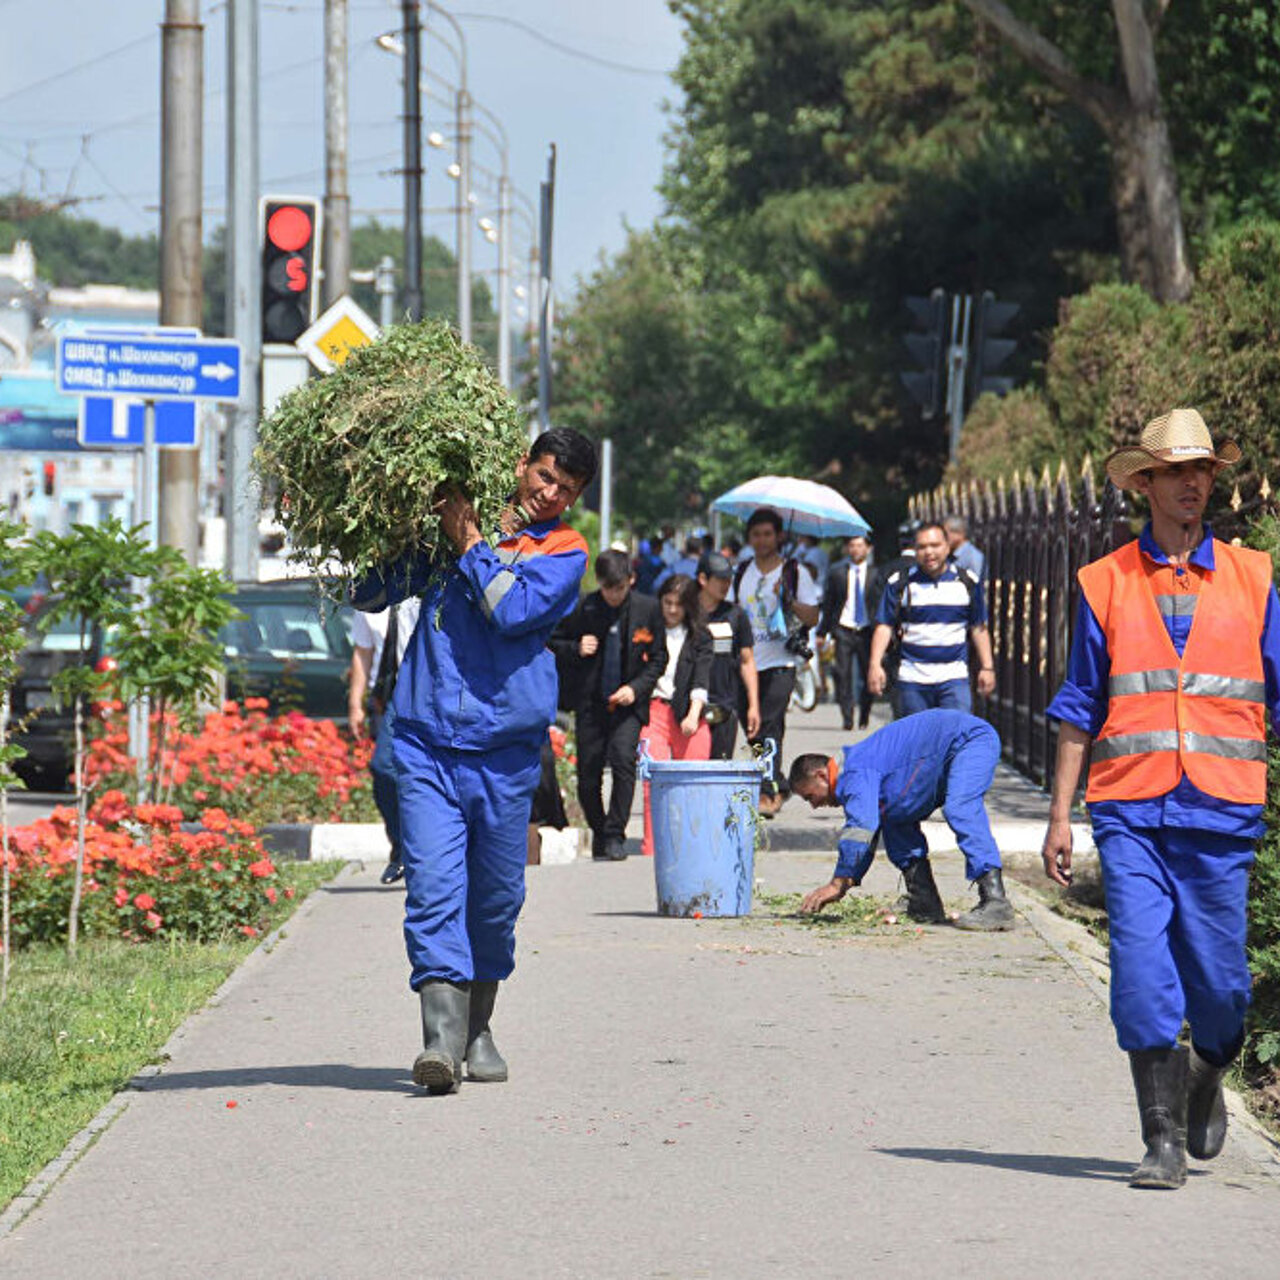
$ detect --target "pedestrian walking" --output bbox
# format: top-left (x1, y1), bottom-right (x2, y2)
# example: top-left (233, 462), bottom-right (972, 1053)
top-left (639, 574), bottom-right (713, 857)
top-left (551, 548), bottom-right (666, 860)
top-left (347, 596), bottom-right (421, 884)
top-left (1042, 407), bottom-right (1280, 1189)
top-left (944, 513), bottom-right (986, 582)
top-left (818, 533), bottom-right (880, 731)
top-left (351, 427), bottom-right (597, 1095)
top-left (729, 506), bottom-right (820, 812)
top-left (789, 708), bottom-right (1014, 929)
top-left (868, 521), bottom-right (994, 716)
top-left (697, 550), bottom-right (760, 759)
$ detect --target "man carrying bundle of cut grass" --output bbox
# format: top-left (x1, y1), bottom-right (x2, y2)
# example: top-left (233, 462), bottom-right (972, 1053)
top-left (351, 427), bottom-right (597, 1094)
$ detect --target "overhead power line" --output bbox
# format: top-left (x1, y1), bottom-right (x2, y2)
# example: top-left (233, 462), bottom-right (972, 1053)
top-left (0, 32), bottom-right (157, 109)
top-left (450, 11), bottom-right (671, 77)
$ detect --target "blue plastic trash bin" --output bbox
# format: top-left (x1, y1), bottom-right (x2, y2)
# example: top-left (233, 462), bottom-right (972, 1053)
top-left (638, 744), bottom-right (772, 918)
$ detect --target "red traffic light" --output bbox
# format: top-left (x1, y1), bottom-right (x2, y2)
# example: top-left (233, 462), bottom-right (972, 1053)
top-left (266, 205), bottom-right (313, 253)
top-left (42, 461), bottom-right (55, 497)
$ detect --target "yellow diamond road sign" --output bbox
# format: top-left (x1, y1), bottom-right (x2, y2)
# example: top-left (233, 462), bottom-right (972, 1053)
top-left (296, 296), bottom-right (380, 373)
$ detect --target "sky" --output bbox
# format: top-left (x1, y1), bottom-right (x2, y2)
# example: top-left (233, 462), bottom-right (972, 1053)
top-left (0, 0), bottom-right (687, 304)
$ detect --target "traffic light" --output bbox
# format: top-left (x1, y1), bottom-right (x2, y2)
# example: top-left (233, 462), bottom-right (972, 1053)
top-left (260, 197), bottom-right (320, 344)
top-left (969, 290), bottom-right (1020, 401)
top-left (42, 461), bottom-right (55, 497)
top-left (901, 289), bottom-right (948, 419)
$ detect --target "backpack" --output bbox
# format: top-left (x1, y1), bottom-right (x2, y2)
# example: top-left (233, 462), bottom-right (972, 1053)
top-left (732, 556), bottom-right (803, 612)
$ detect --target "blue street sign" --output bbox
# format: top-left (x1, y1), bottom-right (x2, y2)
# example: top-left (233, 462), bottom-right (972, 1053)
top-left (78, 397), bottom-right (198, 449)
top-left (56, 332), bottom-right (242, 402)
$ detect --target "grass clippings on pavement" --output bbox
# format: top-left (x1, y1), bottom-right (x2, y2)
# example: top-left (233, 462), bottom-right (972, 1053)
top-left (753, 889), bottom-right (936, 939)
top-left (0, 861), bottom-right (339, 1212)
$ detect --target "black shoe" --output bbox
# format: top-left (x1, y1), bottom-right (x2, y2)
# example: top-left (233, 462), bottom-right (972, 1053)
top-left (466, 981), bottom-right (509, 1082)
top-left (900, 858), bottom-right (947, 924)
top-left (380, 859), bottom-right (404, 885)
top-left (413, 980), bottom-right (470, 1095)
top-left (602, 837), bottom-right (628, 861)
top-left (954, 868), bottom-right (1016, 931)
top-left (842, 718), bottom-right (854, 732)
top-left (1187, 1046), bottom-right (1230, 1160)
top-left (1129, 1047), bottom-right (1188, 1188)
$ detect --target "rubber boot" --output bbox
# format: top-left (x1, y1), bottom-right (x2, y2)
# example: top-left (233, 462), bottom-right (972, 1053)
top-left (954, 868), bottom-right (1016, 931)
top-left (466, 981), bottom-right (509, 1083)
top-left (1129, 1047), bottom-right (1189, 1189)
top-left (899, 858), bottom-right (947, 924)
top-left (413, 979), bottom-right (470, 1095)
top-left (1187, 1046), bottom-right (1231, 1161)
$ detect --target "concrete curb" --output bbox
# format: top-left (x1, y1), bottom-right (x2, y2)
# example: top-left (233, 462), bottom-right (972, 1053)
top-left (0, 862), bottom-right (362, 1242)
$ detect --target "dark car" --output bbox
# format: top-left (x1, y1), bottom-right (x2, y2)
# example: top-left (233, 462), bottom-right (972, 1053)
top-left (220, 580), bottom-right (354, 723)
top-left (11, 579), bottom-right (355, 791)
top-left (11, 599), bottom-right (109, 790)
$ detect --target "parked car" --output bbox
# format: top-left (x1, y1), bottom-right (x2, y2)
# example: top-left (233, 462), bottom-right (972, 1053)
top-left (10, 599), bottom-right (109, 791)
top-left (220, 580), bottom-right (354, 723)
top-left (11, 579), bottom-right (355, 791)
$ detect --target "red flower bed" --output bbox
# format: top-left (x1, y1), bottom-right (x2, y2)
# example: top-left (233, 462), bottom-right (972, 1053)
top-left (2, 794), bottom-right (294, 948)
top-left (86, 699), bottom-right (377, 827)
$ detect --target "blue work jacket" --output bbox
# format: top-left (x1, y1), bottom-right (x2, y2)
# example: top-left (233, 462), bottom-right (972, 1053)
top-left (833, 709), bottom-right (992, 881)
top-left (352, 518), bottom-right (589, 752)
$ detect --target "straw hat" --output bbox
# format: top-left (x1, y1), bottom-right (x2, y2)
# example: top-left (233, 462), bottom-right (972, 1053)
top-left (1104, 408), bottom-right (1241, 489)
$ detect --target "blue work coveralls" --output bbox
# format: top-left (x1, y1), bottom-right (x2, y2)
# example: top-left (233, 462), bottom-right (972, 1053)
top-left (830, 709), bottom-right (1002, 885)
top-left (1048, 524), bottom-right (1280, 1063)
top-left (353, 519), bottom-right (588, 989)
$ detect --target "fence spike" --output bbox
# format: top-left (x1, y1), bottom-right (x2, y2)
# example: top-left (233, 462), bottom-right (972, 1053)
top-left (1261, 474), bottom-right (1272, 502)
top-left (1230, 482), bottom-right (1242, 512)
top-left (1057, 458), bottom-right (1070, 485)
top-left (1081, 453), bottom-right (1094, 481)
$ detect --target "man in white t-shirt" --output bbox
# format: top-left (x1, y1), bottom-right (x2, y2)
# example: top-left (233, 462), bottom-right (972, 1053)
top-left (729, 507), bottom-right (820, 812)
top-left (349, 597), bottom-right (421, 883)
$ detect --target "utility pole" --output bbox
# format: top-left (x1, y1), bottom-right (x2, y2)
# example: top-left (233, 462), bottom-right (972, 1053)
top-left (376, 255), bottom-right (396, 328)
top-left (225, 0), bottom-right (261, 583)
top-left (159, 0), bottom-right (203, 564)
top-left (401, 1), bottom-right (423, 320)
top-left (497, 171), bottom-right (511, 386)
top-left (945, 293), bottom-right (972, 467)
top-left (455, 86), bottom-right (473, 342)
top-left (537, 144), bottom-right (556, 431)
top-left (322, 0), bottom-right (350, 307)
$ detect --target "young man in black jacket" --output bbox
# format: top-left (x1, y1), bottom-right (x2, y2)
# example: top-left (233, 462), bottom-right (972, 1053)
top-left (551, 549), bottom-right (666, 860)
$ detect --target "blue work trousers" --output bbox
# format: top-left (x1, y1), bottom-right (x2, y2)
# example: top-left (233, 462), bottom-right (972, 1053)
top-left (1091, 817), bottom-right (1254, 1062)
top-left (369, 705), bottom-right (401, 856)
top-left (897, 677), bottom-right (972, 717)
top-left (394, 724), bottom-right (542, 989)
top-left (881, 723), bottom-right (1001, 882)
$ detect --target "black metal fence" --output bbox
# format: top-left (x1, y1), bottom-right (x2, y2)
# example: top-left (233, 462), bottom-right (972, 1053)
top-left (910, 462), bottom-right (1133, 790)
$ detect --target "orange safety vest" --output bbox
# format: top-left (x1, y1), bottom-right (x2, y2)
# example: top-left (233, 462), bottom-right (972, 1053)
top-left (1078, 538), bottom-right (1271, 804)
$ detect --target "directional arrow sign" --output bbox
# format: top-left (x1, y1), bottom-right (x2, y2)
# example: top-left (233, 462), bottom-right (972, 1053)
top-left (56, 332), bottom-right (243, 402)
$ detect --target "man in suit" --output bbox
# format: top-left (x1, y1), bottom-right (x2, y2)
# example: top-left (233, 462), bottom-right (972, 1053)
top-left (818, 534), bottom-right (879, 731)
top-left (552, 549), bottom-right (666, 860)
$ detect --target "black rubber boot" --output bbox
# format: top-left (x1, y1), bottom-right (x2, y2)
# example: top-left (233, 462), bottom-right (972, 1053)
top-left (1187, 1046), bottom-right (1231, 1161)
top-left (466, 981), bottom-right (509, 1083)
top-left (899, 859), bottom-right (947, 924)
top-left (954, 868), bottom-right (1016, 931)
top-left (1129, 1046), bottom-right (1189, 1189)
top-left (413, 980), bottom-right (470, 1094)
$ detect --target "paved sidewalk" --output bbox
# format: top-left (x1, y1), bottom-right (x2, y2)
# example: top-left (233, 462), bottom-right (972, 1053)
top-left (2, 705), bottom-right (1278, 1278)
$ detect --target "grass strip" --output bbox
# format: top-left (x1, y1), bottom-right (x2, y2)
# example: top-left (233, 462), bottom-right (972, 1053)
top-left (0, 861), bottom-right (338, 1211)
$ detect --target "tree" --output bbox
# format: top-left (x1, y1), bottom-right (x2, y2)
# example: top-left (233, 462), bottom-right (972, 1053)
top-left (959, 0), bottom-right (1191, 301)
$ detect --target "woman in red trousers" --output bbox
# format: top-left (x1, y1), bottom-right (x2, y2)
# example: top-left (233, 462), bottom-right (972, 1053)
top-left (640, 574), bottom-right (713, 856)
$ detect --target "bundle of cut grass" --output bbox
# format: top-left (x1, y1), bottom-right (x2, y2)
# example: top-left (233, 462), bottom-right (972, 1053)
top-left (254, 320), bottom-right (527, 586)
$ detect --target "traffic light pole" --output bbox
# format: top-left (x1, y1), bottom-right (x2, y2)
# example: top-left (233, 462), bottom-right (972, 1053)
top-left (945, 293), bottom-right (973, 466)
top-left (401, 0), bottom-right (424, 321)
top-left (159, 0), bottom-right (203, 565)
top-left (225, 0), bottom-right (261, 583)
top-left (322, 0), bottom-right (351, 308)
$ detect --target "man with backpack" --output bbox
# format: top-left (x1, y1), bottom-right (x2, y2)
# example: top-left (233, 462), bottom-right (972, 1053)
top-left (868, 520), bottom-right (994, 717)
top-left (729, 507), bottom-right (820, 811)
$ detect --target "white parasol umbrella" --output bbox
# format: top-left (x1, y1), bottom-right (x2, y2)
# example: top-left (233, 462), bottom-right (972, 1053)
top-left (711, 475), bottom-right (872, 538)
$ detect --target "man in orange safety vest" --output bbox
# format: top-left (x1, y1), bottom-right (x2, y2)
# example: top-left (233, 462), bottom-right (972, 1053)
top-left (1043, 408), bottom-right (1280, 1190)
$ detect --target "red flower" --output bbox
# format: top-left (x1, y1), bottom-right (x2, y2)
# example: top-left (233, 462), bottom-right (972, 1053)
top-left (133, 892), bottom-right (156, 911)
top-left (247, 858), bottom-right (275, 879)
top-left (264, 886), bottom-right (278, 904)
top-left (145, 910), bottom-right (163, 931)
top-left (244, 697), bottom-right (270, 711)
top-left (200, 807), bottom-right (231, 832)
top-left (114, 886), bottom-right (129, 907)
top-left (240, 925), bottom-right (258, 938)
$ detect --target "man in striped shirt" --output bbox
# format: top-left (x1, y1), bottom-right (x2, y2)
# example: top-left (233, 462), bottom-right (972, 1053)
top-left (867, 521), bottom-right (994, 716)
